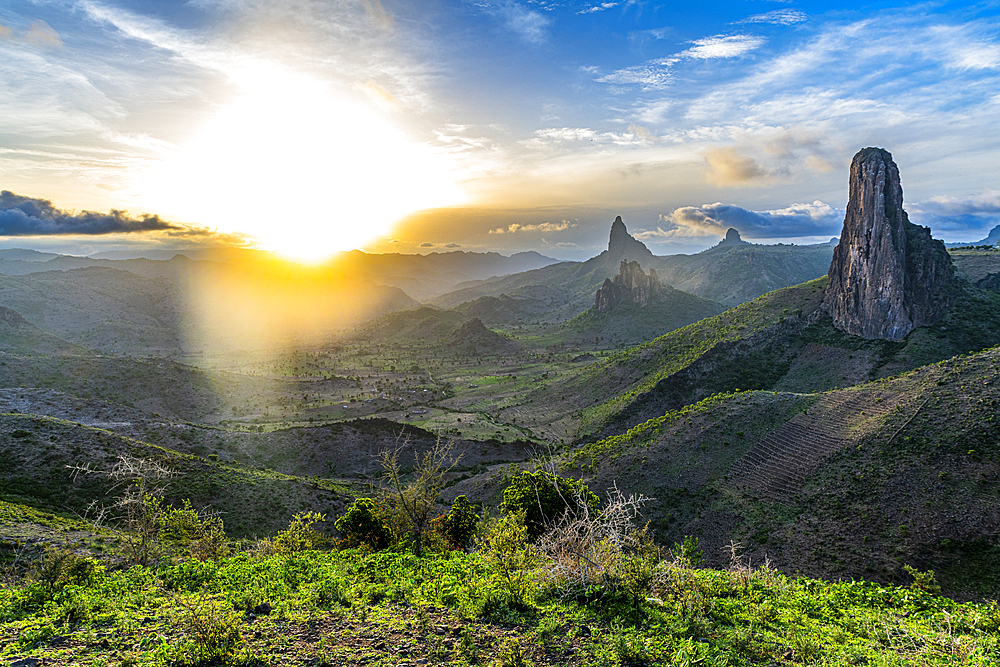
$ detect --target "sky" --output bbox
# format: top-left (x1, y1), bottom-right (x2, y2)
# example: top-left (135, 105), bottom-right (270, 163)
top-left (1, 0), bottom-right (999, 261)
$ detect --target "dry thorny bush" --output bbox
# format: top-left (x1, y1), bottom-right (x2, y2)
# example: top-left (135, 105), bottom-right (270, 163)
top-left (535, 482), bottom-right (654, 598)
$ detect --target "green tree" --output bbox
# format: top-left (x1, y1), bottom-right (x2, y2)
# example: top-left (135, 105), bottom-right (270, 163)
top-left (500, 470), bottom-right (599, 539)
top-left (335, 498), bottom-right (391, 550)
top-left (441, 495), bottom-right (479, 550)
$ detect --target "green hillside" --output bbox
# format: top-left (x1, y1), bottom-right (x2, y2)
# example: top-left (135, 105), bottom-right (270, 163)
top-left (654, 241), bottom-right (835, 307)
top-left (351, 306), bottom-right (467, 344)
top-left (0, 306), bottom-right (89, 356)
top-left (510, 277), bottom-right (1000, 441)
top-left (549, 344), bottom-right (1000, 600)
top-left (565, 285), bottom-right (726, 347)
top-left (0, 414), bottom-right (349, 537)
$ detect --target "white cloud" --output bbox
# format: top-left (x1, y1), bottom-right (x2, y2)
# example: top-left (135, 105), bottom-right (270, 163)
top-left (740, 10), bottom-right (807, 26)
top-left (596, 58), bottom-right (676, 91)
top-left (682, 34), bottom-right (766, 59)
top-left (595, 33), bottom-right (764, 91)
top-left (634, 200), bottom-right (842, 240)
top-left (578, 2), bottom-right (619, 15)
top-left (490, 219), bottom-right (577, 233)
top-left (475, 1), bottom-right (551, 43)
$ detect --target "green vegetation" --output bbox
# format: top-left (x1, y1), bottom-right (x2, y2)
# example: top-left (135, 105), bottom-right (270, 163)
top-left (500, 470), bottom-right (600, 539)
top-left (3, 533), bottom-right (998, 666)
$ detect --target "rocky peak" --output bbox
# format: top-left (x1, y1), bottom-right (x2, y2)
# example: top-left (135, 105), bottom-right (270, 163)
top-left (824, 147), bottom-right (954, 341)
top-left (717, 227), bottom-right (748, 247)
top-left (607, 216), bottom-right (655, 264)
top-left (594, 260), bottom-right (661, 313)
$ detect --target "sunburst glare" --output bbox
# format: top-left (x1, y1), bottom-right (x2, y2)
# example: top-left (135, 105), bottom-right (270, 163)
top-left (136, 65), bottom-right (463, 262)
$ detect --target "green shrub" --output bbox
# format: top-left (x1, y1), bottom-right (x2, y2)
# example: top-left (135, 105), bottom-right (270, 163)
top-left (441, 495), bottom-right (479, 550)
top-left (160, 500), bottom-right (229, 561)
top-left (335, 498), bottom-right (391, 550)
top-left (480, 510), bottom-right (539, 611)
top-left (617, 527), bottom-right (662, 607)
top-left (904, 564), bottom-right (942, 595)
top-left (672, 535), bottom-right (704, 568)
top-left (30, 547), bottom-right (104, 597)
top-left (500, 471), bottom-right (599, 539)
top-left (271, 512), bottom-right (325, 554)
top-left (171, 592), bottom-right (245, 665)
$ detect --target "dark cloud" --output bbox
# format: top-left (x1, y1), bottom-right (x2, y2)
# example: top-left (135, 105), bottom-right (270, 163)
top-left (634, 201), bottom-right (843, 240)
top-left (444, 242), bottom-right (461, 248)
top-left (419, 242), bottom-right (434, 247)
top-left (0, 191), bottom-right (179, 236)
top-left (906, 192), bottom-right (1000, 237)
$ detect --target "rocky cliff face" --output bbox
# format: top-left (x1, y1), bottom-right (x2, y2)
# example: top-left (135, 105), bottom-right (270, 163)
top-left (824, 147), bottom-right (954, 341)
top-left (594, 260), bottom-right (661, 313)
top-left (608, 216), bottom-right (655, 264)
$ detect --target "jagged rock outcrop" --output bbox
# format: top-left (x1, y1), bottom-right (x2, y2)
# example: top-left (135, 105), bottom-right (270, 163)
top-left (716, 228), bottom-right (748, 248)
top-left (594, 260), bottom-right (661, 313)
top-left (607, 216), bottom-right (655, 264)
top-left (824, 147), bottom-right (954, 341)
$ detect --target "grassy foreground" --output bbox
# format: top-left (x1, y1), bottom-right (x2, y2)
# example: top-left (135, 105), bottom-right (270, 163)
top-left (2, 546), bottom-right (998, 666)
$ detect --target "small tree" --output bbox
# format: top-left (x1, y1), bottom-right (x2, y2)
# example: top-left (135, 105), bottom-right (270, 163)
top-left (379, 437), bottom-right (459, 556)
top-left (69, 455), bottom-right (176, 566)
top-left (500, 470), bottom-right (599, 539)
top-left (441, 495), bottom-right (479, 550)
top-left (335, 498), bottom-right (391, 550)
top-left (161, 500), bottom-right (229, 561)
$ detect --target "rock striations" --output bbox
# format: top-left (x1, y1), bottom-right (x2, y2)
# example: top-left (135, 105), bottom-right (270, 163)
top-left (594, 260), bottom-right (661, 313)
top-left (607, 216), bottom-right (655, 265)
top-left (824, 147), bottom-right (954, 341)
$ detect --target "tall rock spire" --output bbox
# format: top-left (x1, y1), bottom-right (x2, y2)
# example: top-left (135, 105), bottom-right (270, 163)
top-left (824, 148), bottom-right (954, 340)
top-left (607, 215), bottom-right (655, 264)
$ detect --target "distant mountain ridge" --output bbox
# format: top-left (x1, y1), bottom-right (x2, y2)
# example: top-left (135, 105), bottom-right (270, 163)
top-left (432, 217), bottom-right (836, 319)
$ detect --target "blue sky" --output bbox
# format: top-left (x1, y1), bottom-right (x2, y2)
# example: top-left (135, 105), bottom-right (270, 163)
top-left (1, 0), bottom-right (998, 260)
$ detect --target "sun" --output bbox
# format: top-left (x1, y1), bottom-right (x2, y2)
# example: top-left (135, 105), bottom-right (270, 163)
top-left (135, 65), bottom-right (463, 262)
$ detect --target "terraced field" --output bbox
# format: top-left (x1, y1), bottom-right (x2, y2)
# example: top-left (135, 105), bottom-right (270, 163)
top-left (727, 387), bottom-right (915, 502)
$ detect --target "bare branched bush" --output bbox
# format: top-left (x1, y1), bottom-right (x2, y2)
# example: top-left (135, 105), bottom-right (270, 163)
top-left (70, 455), bottom-right (176, 565)
top-left (724, 540), bottom-right (778, 593)
top-left (0, 539), bottom-right (30, 587)
top-left (379, 436), bottom-right (459, 556)
top-left (536, 483), bottom-right (652, 600)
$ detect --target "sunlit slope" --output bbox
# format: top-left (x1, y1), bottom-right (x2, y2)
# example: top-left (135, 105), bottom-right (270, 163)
top-left (350, 306), bottom-right (468, 344)
top-left (0, 267), bottom-right (187, 355)
top-left (509, 277), bottom-right (1000, 442)
top-left (553, 346), bottom-right (1000, 600)
top-left (0, 260), bottom-right (418, 356)
top-left (0, 306), bottom-right (89, 356)
top-left (503, 278), bottom-right (828, 440)
top-left (0, 414), bottom-right (349, 537)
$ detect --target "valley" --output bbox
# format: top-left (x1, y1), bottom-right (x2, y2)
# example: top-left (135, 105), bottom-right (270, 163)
top-left (2, 149), bottom-right (1000, 665)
